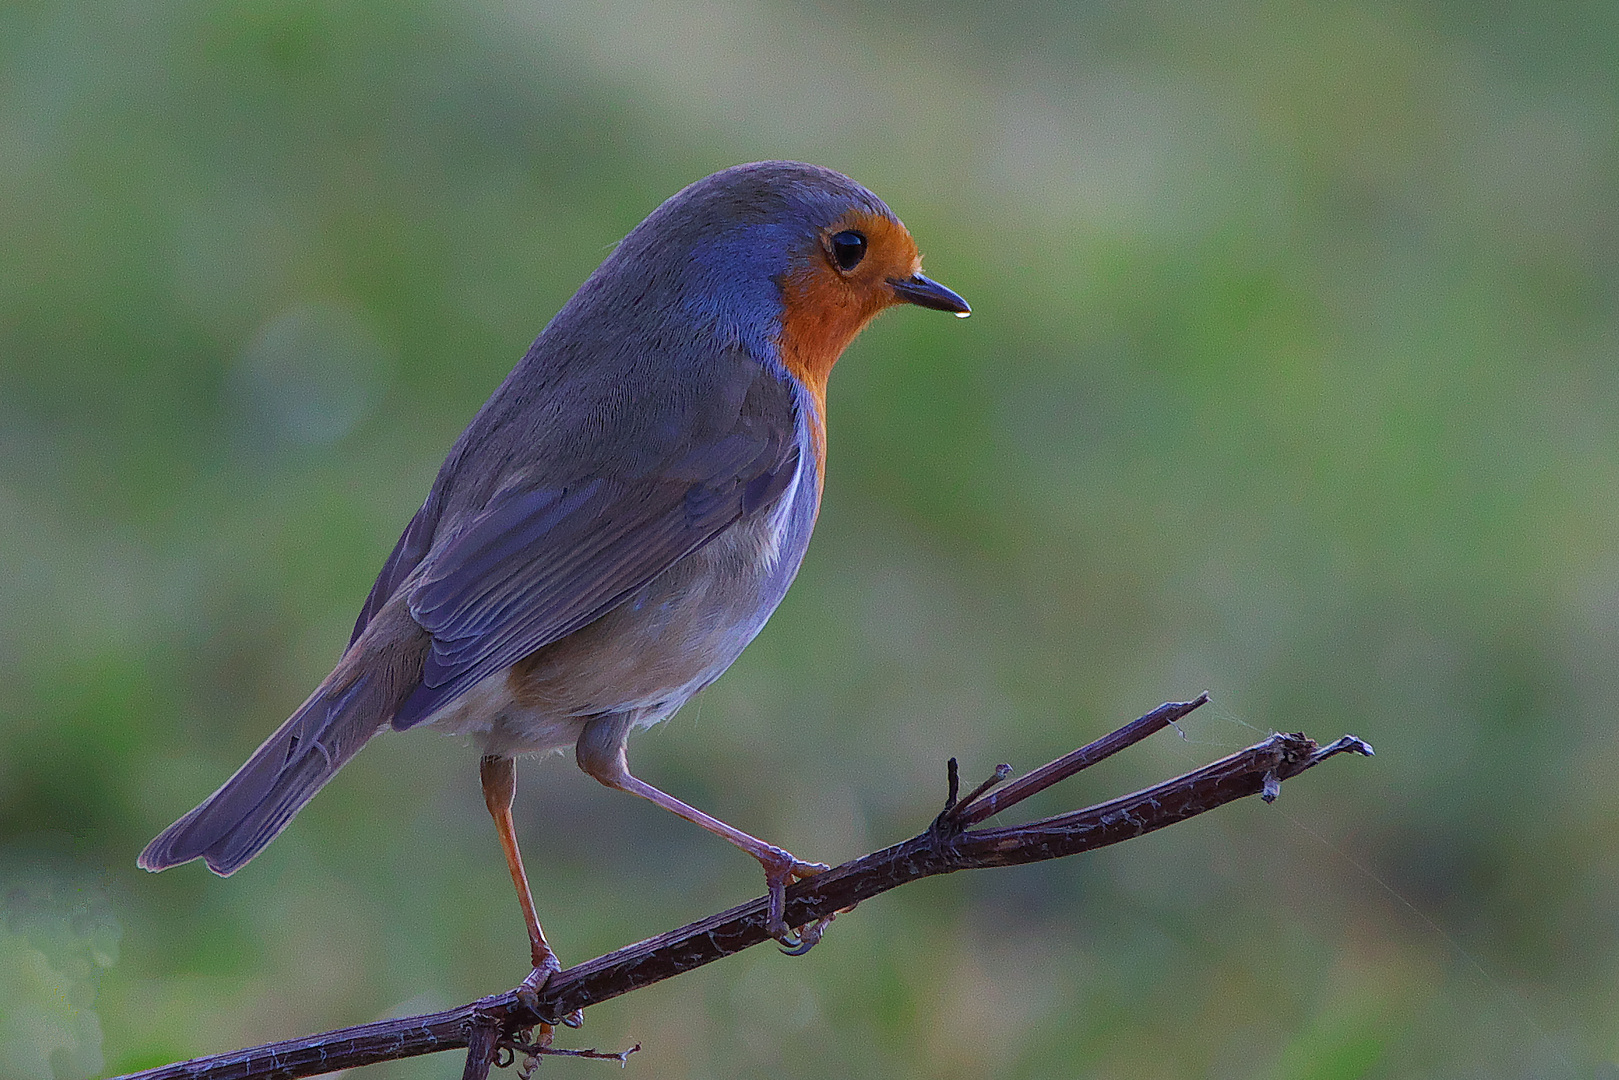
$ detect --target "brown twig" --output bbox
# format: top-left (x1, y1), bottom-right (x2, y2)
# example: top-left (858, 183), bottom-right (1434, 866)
top-left (108, 697), bottom-right (1371, 1080)
top-left (945, 692), bottom-right (1209, 828)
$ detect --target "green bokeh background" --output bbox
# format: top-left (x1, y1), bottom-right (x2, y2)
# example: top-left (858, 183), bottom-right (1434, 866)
top-left (3, 1), bottom-right (1618, 1076)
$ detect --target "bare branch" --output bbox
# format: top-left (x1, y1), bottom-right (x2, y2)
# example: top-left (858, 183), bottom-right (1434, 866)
top-left (945, 692), bottom-right (1209, 828)
top-left (109, 699), bottom-right (1372, 1080)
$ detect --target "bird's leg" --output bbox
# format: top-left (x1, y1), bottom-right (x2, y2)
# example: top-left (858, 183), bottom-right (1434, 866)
top-left (575, 717), bottom-right (830, 947)
top-left (480, 755), bottom-right (563, 1024)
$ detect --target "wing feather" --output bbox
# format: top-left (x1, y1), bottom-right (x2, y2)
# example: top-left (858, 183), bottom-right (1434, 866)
top-left (388, 427), bottom-right (801, 729)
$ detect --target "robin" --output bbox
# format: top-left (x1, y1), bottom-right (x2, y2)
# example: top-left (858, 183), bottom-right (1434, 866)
top-left (139, 161), bottom-right (970, 1002)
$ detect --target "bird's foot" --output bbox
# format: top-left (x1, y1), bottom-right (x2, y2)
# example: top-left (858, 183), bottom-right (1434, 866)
top-left (759, 845), bottom-right (831, 952)
top-left (778, 913), bottom-right (838, 956)
top-left (511, 958), bottom-right (575, 1062)
top-left (515, 951), bottom-right (563, 1017)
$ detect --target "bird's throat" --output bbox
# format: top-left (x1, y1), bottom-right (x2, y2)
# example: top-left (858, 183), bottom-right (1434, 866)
top-left (777, 282), bottom-right (891, 488)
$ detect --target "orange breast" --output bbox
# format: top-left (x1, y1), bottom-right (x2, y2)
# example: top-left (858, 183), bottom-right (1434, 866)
top-left (775, 212), bottom-right (921, 489)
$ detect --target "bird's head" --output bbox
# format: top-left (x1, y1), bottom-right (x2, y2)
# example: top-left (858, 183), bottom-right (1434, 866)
top-left (774, 195), bottom-right (969, 407)
top-left (601, 161), bottom-right (968, 408)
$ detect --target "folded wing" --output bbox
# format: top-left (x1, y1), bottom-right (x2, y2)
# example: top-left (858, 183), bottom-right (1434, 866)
top-left (390, 424), bottom-right (801, 729)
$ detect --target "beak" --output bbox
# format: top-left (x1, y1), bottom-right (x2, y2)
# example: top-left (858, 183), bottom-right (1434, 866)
top-left (888, 273), bottom-right (971, 316)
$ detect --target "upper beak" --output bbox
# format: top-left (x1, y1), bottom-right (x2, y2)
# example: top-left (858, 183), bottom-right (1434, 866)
top-left (889, 273), bottom-right (971, 316)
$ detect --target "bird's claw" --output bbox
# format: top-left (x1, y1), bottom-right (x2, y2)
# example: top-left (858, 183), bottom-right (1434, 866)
top-left (759, 846), bottom-right (831, 952)
top-left (515, 952), bottom-right (562, 1016)
top-left (776, 913), bottom-right (836, 955)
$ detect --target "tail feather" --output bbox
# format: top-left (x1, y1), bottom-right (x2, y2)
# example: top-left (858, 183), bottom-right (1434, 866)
top-left (139, 673), bottom-right (387, 876)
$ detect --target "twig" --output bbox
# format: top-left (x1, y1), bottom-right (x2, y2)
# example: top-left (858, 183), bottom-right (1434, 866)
top-left (108, 698), bottom-right (1371, 1080)
top-left (946, 692), bottom-right (1209, 828)
top-left (460, 1016), bottom-right (499, 1080)
top-left (499, 1038), bottom-right (638, 1064)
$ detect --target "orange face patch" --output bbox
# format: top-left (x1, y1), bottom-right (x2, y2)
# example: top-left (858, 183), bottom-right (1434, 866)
top-left (777, 211), bottom-right (923, 475)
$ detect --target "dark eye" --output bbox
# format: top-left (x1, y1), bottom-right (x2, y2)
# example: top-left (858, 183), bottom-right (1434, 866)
top-left (829, 230), bottom-right (867, 272)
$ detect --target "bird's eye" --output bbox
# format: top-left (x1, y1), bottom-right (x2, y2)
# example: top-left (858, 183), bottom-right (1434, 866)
top-left (828, 230), bottom-right (867, 272)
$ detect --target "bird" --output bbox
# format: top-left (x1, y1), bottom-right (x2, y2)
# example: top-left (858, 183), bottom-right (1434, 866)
top-left (139, 161), bottom-right (970, 1006)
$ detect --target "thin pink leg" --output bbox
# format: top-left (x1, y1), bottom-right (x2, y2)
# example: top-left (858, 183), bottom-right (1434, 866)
top-left (574, 719), bottom-right (828, 943)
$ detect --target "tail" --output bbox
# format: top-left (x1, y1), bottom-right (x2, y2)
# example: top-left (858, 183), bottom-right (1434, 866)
top-left (139, 670), bottom-right (393, 876)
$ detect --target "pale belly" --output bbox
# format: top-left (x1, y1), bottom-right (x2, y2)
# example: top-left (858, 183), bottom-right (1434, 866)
top-left (419, 472), bottom-right (811, 758)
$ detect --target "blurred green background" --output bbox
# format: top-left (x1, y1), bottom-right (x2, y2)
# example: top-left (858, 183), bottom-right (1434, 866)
top-left (3, 0), bottom-right (1617, 1076)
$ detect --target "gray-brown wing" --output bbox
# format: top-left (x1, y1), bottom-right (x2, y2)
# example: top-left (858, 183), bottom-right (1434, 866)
top-left (389, 429), bottom-right (800, 729)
